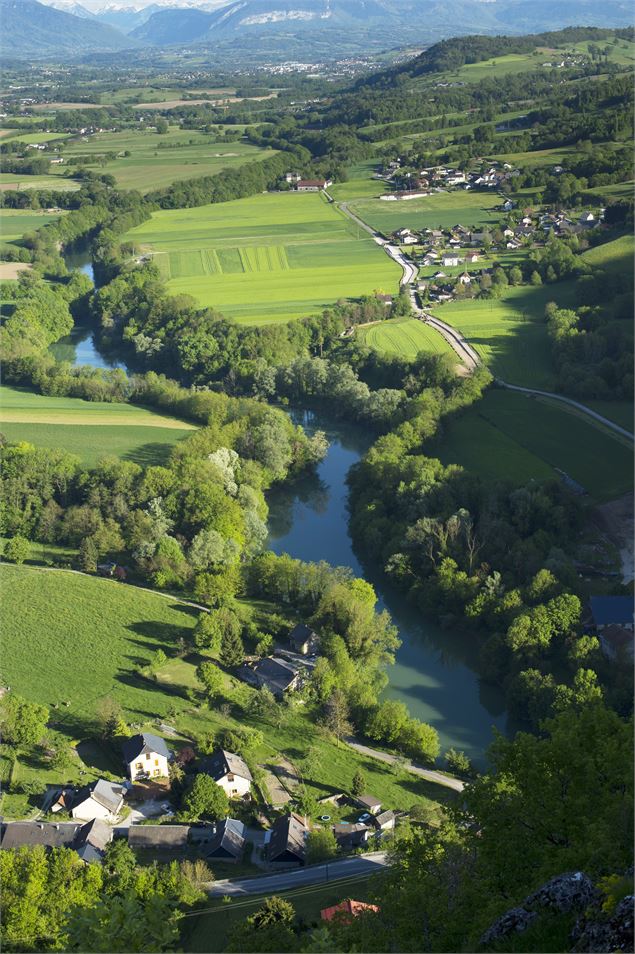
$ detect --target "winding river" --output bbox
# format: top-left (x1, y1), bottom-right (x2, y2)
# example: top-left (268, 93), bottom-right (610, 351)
top-left (57, 250), bottom-right (510, 765)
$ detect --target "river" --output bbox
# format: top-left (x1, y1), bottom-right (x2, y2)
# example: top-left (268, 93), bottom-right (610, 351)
top-left (58, 249), bottom-right (509, 765)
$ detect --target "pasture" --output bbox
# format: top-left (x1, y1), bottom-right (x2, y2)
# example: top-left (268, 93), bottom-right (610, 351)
top-left (0, 172), bottom-right (79, 192)
top-left (581, 233), bottom-right (635, 272)
top-left (431, 283), bottom-right (578, 389)
top-left (0, 208), bottom-right (64, 248)
top-left (54, 126), bottom-right (275, 192)
top-left (359, 317), bottom-right (453, 358)
top-left (427, 389), bottom-right (633, 502)
top-left (0, 386), bottom-right (194, 466)
top-left (346, 191), bottom-right (501, 235)
top-left (0, 565), bottom-right (455, 819)
top-left (125, 192), bottom-right (401, 324)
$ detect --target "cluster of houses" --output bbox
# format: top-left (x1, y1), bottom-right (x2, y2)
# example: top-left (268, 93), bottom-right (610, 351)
top-left (377, 158), bottom-right (518, 200)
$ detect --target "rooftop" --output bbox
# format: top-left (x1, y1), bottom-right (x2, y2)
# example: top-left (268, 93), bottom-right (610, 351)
top-left (590, 596), bottom-right (634, 628)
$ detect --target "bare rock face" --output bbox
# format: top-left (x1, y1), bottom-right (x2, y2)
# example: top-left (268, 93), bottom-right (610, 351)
top-left (571, 895), bottom-right (634, 952)
top-left (524, 871), bottom-right (599, 913)
top-left (478, 872), bottom-right (599, 949)
top-left (479, 907), bottom-right (537, 947)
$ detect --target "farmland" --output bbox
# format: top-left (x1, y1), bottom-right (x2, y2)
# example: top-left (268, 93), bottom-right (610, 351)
top-left (0, 208), bottom-right (64, 247)
top-left (359, 317), bottom-right (453, 358)
top-left (581, 233), bottom-right (635, 272)
top-left (430, 283), bottom-right (579, 389)
top-left (0, 386), bottom-right (194, 466)
top-left (427, 389), bottom-right (634, 502)
top-left (0, 565), bottom-right (455, 819)
top-left (0, 172), bottom-right (80, 192)
top-left (51, 126), bottom-right (276, 192)
top-left (125, 192), bottom-right (401, 324)
top-left (346, 190), bottom-right (501, 234)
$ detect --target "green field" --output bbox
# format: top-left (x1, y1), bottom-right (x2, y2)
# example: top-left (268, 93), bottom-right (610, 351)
top-left (0, 131), bottom-right (70, 145)
top-left (0, 565), bottom-right (456, 819)
top-left (0, 208), bottom-right (63, 246)
top-left (125, 192), bottom-right (401, 324)
top-left (54, 126), bottom-right (275, 192)
top-left (0, 386), bottom-right (195, 466)
top-left (359, 318), bottom-right (453, 358)
top-left (347, 191), bottom-right (500, 235)
top-left (431, 283), bottom-right (578, 389)
top-left (0, 172), bottom-right (79, 192)
top-left (581, 233), bottom-right (635, 272)
top-left (428, 389), bottom-right (633, 502)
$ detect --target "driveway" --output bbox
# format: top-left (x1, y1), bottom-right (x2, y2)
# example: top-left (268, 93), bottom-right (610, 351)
top-left (345, 737), bottom-right (465, 793)
top-left (206, 851), bottom-right (389, 896)
top-left (115, 798), bottom-right (173, 830)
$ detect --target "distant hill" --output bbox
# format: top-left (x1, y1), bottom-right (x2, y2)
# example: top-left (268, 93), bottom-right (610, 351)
top-left (130, 0), bottom-right (635, 54)
top-left (0, 0), bottom-right (137, 55)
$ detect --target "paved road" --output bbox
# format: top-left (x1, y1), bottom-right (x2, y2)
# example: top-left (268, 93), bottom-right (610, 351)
top-left (338, 201), bottom-right (416, 286)
top-left (345, 738), bottom-right (465, 793)
top-left (206, 851), bottom-right (389, 896)
top-left (495, 380), bottom-right (635, 441)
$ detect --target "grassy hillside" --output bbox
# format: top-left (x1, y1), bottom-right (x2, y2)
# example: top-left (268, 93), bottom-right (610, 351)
top-left (427, 389), bottom-right (634, 502)
top-left (126, 192), bottom-right (401, 324)
top-left (346, 191), bottom-right (500, 234)
top-left (431, 283), bottom-right (579, 389)
top-left (0, 386), bottom-right (194, 466)
top-left (0, 565), bottom-right (455, 819)
top-left (0, 208), bottom-right (64, 248)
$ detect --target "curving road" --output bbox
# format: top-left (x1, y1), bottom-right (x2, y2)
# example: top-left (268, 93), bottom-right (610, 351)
top-left (206, 852), bottom-right (390, 896)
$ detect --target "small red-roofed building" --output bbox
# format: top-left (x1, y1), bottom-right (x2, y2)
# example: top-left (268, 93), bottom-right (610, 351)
top-left (320, 900), bottom-right (380, 924)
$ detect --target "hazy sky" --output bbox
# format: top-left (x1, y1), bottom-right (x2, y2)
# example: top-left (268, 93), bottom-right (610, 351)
top-left (42, 0), bottom-right (229, 11)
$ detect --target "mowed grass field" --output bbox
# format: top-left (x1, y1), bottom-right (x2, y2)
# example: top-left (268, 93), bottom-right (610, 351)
top-left (1, 565), bottom-right (455, 819)
top-left (0, 208), bottom-right (64, 247)
top-left (126, 192), bottom-right (401, 324)
top-left (0, 172), bottom-right (80, 192)
top-left (431, 283), bottom-right (578, 389)
top-left (360, 317), bottom-right (453, 358)
top-left (0, 386), bottom-right (194, 466)
top-left (428, 389), bottom-right (633, 502)
top-left (53, 126), bottom-right (275, 192)
top-left (347, 190), bottom-right (500, 234)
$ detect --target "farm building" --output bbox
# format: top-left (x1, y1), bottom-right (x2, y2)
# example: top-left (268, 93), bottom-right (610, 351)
top-left (241, 656), bottom-right (304, 698)
top-left (332, 822), bottom-right (370, 850)
top-left (296, 179), bottom-right (331, 192)
top-left (128, 826), bottom-right (190, 850)
top-left (355, 794), bottom-right (382, 815)
top-left (0, 819), bottom-right (112, 864)
top-left (589, 596), bottom-right (634, 661)
top-left (372, 810), bottom-right (396, 831)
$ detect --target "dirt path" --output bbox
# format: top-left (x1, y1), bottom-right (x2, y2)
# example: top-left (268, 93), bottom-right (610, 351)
top-left (345, 737), bottom-right (465, 793)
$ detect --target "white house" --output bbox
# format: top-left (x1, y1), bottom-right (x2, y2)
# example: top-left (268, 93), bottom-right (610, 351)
top-left (457, 271), bottom-right (472, 285)
top-left (69, 779), bottom-right (126, 821)
top-left (201, 748), bottom-right (252, 798)
top-left (394, 228), bottom-right (418, 245)
top-left (123, 733), bottom-right (170, 782)
top-left (441, 255), bottom-right (460, 267)
top-left (579, 211), bottom-right (595, 225)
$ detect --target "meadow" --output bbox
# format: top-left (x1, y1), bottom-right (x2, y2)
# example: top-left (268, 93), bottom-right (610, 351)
top-left (427, 389), bottom-right (634, 502)
top-left (430, 283), bottom-right (579, 389)
top-left (581, 233), bottom-right (635, 272)
top-left (0, 386), bottom-right (194, 466)
top-left (359, 317), bottom-right (453, 358)
top-left (52, 126), bottom-right (275, 192)
top-left (125, 192), bottom-right (401, 324)
top-left (0, 172), bottom-right (79, 192)
top-left (0, 208), bottom-right (64, 247)
top-left (346, 190), bottom-right (501, 235)
top-left (0, 565), bottom-right (456, 819)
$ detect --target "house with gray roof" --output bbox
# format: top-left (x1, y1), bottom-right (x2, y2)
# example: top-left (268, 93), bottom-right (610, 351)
top-left (127, 825), bottom-right (190, 849)
top-left (200, 818), bottom-right (246, 862)
top-left (0, 818), bottom-right (112, 864)
top-left (199, 749), bottom-right (252, 798)
top-left (123, 733), bottom-right (170, 781)
top-left (250, 656), bottom-right (304, 698)
top-left (68, 779), bottom-right (126, 822)
top-left (288, 623), bottom-right (320, 656)
top-left (267, 812), bottom-right (309, 865)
